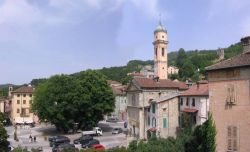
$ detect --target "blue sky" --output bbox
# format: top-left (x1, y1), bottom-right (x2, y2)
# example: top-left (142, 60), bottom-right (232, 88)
top-left (0, 0), bottom-right (250, 84)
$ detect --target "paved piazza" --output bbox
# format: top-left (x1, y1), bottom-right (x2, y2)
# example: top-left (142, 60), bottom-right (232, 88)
top-left (6, 121), bottom-right (128, 152)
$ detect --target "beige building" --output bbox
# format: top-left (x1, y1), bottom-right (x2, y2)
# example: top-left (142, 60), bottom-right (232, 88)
top-left (108, 80), bottom-right (127, 121)
top-left (155, 93), bottom-right (180, 138)
top-left (127, 77), bottom-right (188, 139)
top-left (168, 66), bottom-right (179, 75)
top-left (154, 21), bottom-right (168, 79)
top-left (11, 86), bottom-right (37, 124)
top-left (206, 36), bottom-right (250, 152)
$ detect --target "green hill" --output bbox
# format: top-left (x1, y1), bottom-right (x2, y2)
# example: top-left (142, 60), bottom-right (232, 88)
top-left (21, 42), bottom-right (244, 89)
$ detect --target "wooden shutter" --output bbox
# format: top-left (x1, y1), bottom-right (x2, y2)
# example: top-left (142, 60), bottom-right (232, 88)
top-left (163, 118), bottom-right (167, 128)
top-left (233, 126), bottom-right (238, 151)
top-left (227, 126), bottom-right (232, 151)
top-left (227, 126), bottom-right (238, 151)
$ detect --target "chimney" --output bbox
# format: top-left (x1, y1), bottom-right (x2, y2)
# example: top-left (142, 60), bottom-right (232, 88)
top-left (241, 36), bottom-right (250, 54)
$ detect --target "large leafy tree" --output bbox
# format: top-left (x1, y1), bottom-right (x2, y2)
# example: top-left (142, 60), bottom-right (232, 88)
top-left (32, 70), bottom-right (115, 132)
top-left (0, 123), bottom-right (9, 152)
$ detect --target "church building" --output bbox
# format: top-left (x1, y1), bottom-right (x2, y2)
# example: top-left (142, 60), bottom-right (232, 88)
top-left (127, 21), bottom-right (188, 139)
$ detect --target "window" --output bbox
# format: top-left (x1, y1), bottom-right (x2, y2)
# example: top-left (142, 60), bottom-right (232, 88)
top-left (180, 98), bottom-right (183, 105)
top-left (162, 48), bottom-right (165, 56)
top-left (17, 108), bottom-right (20, 113)
top-left (152, 103), bottom-right (156, 113)
top-left (23, 100), bottom-right (26, 104)
top-left (163, 118), bottom-right (167, 128)
top-left (192, 98), bottom-right (195, 106)
top-left (17, 100), bottom-right (20, 104)
top-left (148, 107), bottom-right (150, 112)
top-left (17, 94), bottom-right (20, 97)
top-left (186, 98), bottom-right (189, 106)
top-left (132, 94), bottom-right (136, 106)
top-left (148, 116), bottom-right (150, 126)
top-left (23, 94), bottom-right (26, 97)
top-left (155, 48), bottom-right (157, 56)
top-left (162, 35), bottom-right (164, 38)
top-left (29, 100), bottom-right (32, 104)
top-left (193, 115), bottom-right (196, 124)
top-left (29, 94), bottom-right (32, 97)
top-left (152, 117), bottom-right (156, 127)
top-left (227, 126), bottom-right (238, 151)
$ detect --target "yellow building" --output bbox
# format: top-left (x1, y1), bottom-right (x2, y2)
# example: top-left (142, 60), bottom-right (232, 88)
top-left (11, 86), bottom-right (37, 124)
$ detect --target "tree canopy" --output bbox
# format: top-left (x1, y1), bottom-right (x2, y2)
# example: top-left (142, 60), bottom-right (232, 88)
top-left (32, 70), bottom-right (115, 132)
top-left (0, 123), bottom-right (9, 152)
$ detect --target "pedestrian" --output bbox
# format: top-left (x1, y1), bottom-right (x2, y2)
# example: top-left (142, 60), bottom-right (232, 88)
top-left (29, 135), bottom-right (32, 143)
top-left (34, 136), bottom-right (36, 142)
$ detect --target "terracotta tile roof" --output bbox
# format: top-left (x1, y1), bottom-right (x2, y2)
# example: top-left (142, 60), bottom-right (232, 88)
top-left (111, 85), bottom-right (126, 96)
top-left (181, 108), bottom-right (198, 113)
top-left (180, 83), bottom-right (208, 96)
top-left (206, 52), bottom-right (250, 71)
top-left (133, 77), bottom-right (188, 90)
top-left (12, 86), bottom-right (34, 93)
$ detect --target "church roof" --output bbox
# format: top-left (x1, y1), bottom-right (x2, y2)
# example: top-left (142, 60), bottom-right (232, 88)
top-left (133, 77), bottom-right (188, 90)
top-left (154, 22), bottom-right (167, 33)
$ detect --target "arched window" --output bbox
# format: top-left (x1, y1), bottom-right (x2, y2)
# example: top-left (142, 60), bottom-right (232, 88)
top-left (155, 48), bottom-right (157, 56)
top-left (152, 103), bottom-right (156, 113)
top-left (162, 48), bottom-right (164, 56)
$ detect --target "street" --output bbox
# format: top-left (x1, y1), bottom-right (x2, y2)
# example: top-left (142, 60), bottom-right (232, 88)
top-left (6, 121), bottom-right (127, 151)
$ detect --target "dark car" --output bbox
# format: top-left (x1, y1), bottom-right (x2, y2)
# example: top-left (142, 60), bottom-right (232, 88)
top-left (106, 117), bottom-right (118, 123)
top-left (49, 136), bottom-right (70, 147)
top-left (81, 139), bottom-right (100, 148)
top-left (52, 143), bottom-right (78, 152)
top-left (112, 128), bottom-right (123, 134)
top-left (73, 135), bottom-right (93, 144)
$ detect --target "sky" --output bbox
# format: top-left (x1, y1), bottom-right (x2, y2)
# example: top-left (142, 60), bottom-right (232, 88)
top-left (0, 0), bottom-right (250, 84)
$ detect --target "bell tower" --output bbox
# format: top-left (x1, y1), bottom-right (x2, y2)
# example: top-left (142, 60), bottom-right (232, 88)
top-left (153, 21), bottom-right (168, 79)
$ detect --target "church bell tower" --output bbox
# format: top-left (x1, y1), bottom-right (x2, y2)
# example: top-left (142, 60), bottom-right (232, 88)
top-left (153, 21), bottom-right (168, 79)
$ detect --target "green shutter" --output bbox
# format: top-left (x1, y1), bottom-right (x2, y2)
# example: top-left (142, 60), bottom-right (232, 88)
top-left (152, 104), bottom-right (155, 113)
top-left (163, 118), bottom-right (167, 128)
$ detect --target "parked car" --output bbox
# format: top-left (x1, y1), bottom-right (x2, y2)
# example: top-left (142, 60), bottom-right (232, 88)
top-left (81, 139), bottom-right (100, 148)
top-left (73, 135), bottom-right (93, 144)
top-left (106, 118), bottom-right (118, 123)
top-left (49, 136), bottom-right (70, 147)
top-left (52, 143), bottom-right (78, 152)
top-left (92, 144), bottom-right (105, 151)
top-left (112, 128), bottom-right (123, 134)
top-left (82, 127), bottom-right (103, 136)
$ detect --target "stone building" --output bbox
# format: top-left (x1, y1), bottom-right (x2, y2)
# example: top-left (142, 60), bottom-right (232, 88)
top-left (217, 48), bottom-right (225, 60)
top-left (11, 85), bottom-right (38, 124)
top-left (127, 77), bottom-right (188, 139)
top-left (140, 65), bottom-right (154, 79)
top-left (168, 66), bottom-right (179, 75)
top-left (179, 81), bottom-right (209, 127)
top-left (206, 36), bottom-right (250, 152)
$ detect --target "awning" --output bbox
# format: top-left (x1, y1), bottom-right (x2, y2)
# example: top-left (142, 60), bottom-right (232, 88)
top-left (181, 108), bottom-right (198, 113)
top-left (148, 127), bottom-right (157, 132)
top-left (15, 117), bottom-right (33, 124)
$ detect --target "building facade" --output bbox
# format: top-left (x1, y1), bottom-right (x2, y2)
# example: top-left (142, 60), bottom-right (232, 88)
top-left (11, 86), bottom-right (38, 124)
top-left (108, 80), bottom-right (127, 121)
top-left (179, 81), bottom-right (209, 127)
top-left (127, 77), bottom-right (188, 139)
top-left (168, 66), bottom-right (179, 75)
top-left (206, 36), bottom-right (250, 152)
